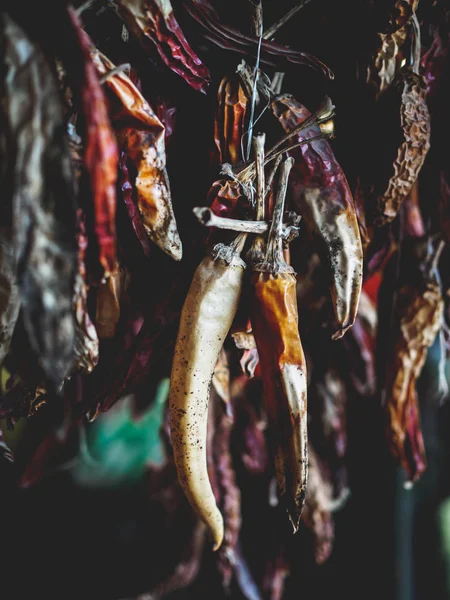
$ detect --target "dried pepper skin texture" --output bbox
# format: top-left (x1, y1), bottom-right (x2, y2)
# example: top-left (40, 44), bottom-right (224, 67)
top-left (0, 235), bottom-right (20, 364)
top-left (73, 212), bottom-right (99, 374)
top-left (302, 445), bottom-right (335, 565)
top-left (251, 271), bottom-right (308, 531)
top-left (67, 8), bottom-right (118, 279)
top-left (91, 49), bottom-right (182, 261)
top-left (214, 76), bottom-right (248, 165)
top-left (118, 0), bottom-right (211, 93)
top-left (95, 266), bottom-right (123, 339)
top-left (169, 246), bottom-right (246, 550)
top-left (372, 70), bottom-right (430, 227)
top-left (367, 26), bottom-right (408, 97)
top-left (183, 0), bottom-right (334, 79)
top-left (271, 96), bottom-right (363, 339)
top-left (119, 152), bottom-right (152, 255)
top-left (385, 282), bottom-right (443, 483)
top-left (1, 14), bottom-right (77, 385)
top-left (370, 0), bottom-right (420, 34)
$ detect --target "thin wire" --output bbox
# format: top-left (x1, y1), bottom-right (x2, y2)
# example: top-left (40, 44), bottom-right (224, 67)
top-left (245, 31), bottom-right (263, 161)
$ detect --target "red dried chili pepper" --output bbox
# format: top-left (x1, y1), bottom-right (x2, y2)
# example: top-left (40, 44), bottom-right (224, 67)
top-left (92, 48), bottom-right (182, 261)
top-left (67, 8), bottom-right (118, 279)
top-left (271, 95), bottom-right (363, 339)
top-left (118, 0), bottom-right (211, 93)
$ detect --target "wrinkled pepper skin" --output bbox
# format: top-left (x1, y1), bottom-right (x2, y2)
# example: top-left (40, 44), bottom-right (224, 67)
top-left (371, 70), bottom-right (430, 228)
top-left (91, 49), bottom-right (182, 261)
top-left (118, 0), bottom-right (210, 92)
top-left (67, 8), bottom-right (118, 279)
top-left (271, 95), bottom-right (363, 339)
top-left (169, 248), bottom-right (245, 550)
top-left (385, 282), bottom-right (443, 483)
top-left (251, 271), bottom-right (308, 531)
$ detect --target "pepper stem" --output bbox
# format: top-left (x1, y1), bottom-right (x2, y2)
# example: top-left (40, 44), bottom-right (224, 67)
top-left (254, 157), bottom-right (294, 273)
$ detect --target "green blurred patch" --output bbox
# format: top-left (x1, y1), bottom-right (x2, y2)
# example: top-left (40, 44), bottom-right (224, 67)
top-left (71, 378), bottom-right (169, 488)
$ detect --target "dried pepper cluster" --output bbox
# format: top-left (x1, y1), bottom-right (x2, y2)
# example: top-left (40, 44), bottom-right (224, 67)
top-left (0, 0), bottom-right (449, 598)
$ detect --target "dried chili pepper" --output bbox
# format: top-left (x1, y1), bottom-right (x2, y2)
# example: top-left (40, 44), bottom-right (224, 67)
top-left (367, 25), bottom-right (408, 97)
top-left (271, 95), bottom-right (363, 339)
top-left (95, 265), bottom-right (123, 340)
top-left (169, 233), bottom-right (247, 550)
top-left (210, 357), bottom-right (241, 589)
top-left (384, 240), bottom-right (444, 483)
top-left (67, 7), bottom-right (118, 279)
top-left (73, 211), bottom-right (99, 374)
top-left (119, 152), bottom-right (152, 256)
top-left (214, 75), bottom-right (248, 165)
top-left (0, 234), bottom-right (20, 365)
top-left (1, 13), bottom-right (77, 385)
top-left (249, 157), bottom-right (308, 531)
top-left (302, 444), bottom-right (335, 565)
top-left (182, 0), bottom-right (334, 79)
top-left (91, 48), bottom-right (182, 261)
top-left (371, 69), bottom-right (430, 227)
top-left (118, 0), bottom-right (211, 93)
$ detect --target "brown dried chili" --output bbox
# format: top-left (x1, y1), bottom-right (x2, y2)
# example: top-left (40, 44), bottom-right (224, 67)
top-left (371, 69), bottom-right (431, 228)
top-left (91, 49), bottom-right (182, 261)
top-left (1, 13), bottom-right (78, 385)
top-left (271, 95), bottom-right (363, 339)
top-left (95, 265), bottom-right (124, 340)
top-left (384, 242), bottom-right (444, 483)
top-left (367, 25), bottom-right (408, 97)
top-left (169, 233), bottom-right (247, 550)
top-left (73, 211), bottom-right (99, 374)
top-left (118, 0), bottom-right (211, 93)
top-left (249, 157), bottom-right (308, 531)
top-left (214, 75), bottom-right (248, 166)
top-left (302, 444), bottom-right (335, 565)
top-left (119, 152), bottom-right (152, 256)
top-left (67, 8), bottom-right (118, 279)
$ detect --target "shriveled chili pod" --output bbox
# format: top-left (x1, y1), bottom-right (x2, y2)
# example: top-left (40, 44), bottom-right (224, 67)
top-left (169, 233), bottom-right (247, 550)
top-left (384, 239), bottom-right (444, 483)
top-left (95, 265), bottom-right (123, 340)
top-left (91, 49), bottom-right (182, 261)
top-left (385, 292), bottom-right (443, 482)
top-left (371, 70), bottom-right (430, 227)
top-left (214, 75), bottom-right (248, 165)
top-left (302, 444), bottom-right (335, 565)
top-left (66, 8), bottom-right (118, 279)
top-left (249, 157), bottom-right (308, 531)
top-left (73, 211), bottom-right (99, 374)
top-left (118, 0), bottom-right (211, 93)
top-left (271, 95), bottom-right (363, 339)
top-left (2, 13), bottom-right (78, 385)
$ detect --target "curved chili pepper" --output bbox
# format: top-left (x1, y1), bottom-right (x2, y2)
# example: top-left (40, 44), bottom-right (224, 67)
top-left (118, 0), bottom-right (210, 93)
top-left (67, 8), bottom-right (118, 279)
top-left (271, 95), bottom-right (363, 339)
top-left (385, 277), bottom-right (443, 483)
top-left (169, 235), bottom-right (247, 550)
top-left (119, 152), bottom-right (152, 256)
top-left (371, 69), bottom-right (430, 227)
top-left (92, 48), bottom-right (182, 261)
top-left (182, 0), bottom-right (334, 79)
top-left (249, 157), bottom-right (308, 531)
top-left (214, 75), bottom-right (248, 165)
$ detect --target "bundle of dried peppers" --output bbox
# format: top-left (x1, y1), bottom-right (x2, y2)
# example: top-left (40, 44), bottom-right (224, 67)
top-left (0, 0), bottom-right (449, 597)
